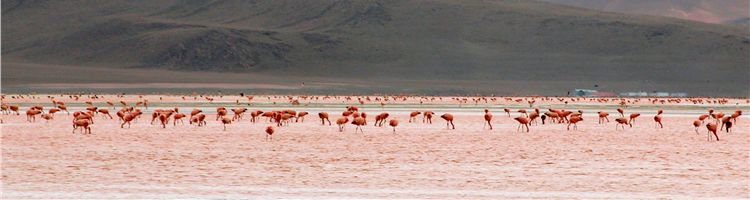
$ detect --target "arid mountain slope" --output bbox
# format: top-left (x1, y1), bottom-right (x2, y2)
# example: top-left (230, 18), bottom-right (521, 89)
top-left (2, 0), bottom-right (748, 96)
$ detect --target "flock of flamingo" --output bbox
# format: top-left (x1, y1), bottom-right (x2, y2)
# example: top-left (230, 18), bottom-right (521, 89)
top-left (0, 94), bottom-right (744, 141)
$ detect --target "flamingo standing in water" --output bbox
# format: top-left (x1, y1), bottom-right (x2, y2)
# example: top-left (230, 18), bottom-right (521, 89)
top-left (567, 116), bottom-right (583, 131)
top-left (514, 116), bottom-right (530, 132)
top-left (706, 123), bottom-right (719, 141)
top-left (423, 111), bottom-right (434, 124)
top-left (692, 120), bottom-right (701, 134)
top-left (220, 116), bottom-right (232, 131)
top-left (598, 112), bottom-right (610, 124)
top-left (318, 112), bottom-right (332, 126)
top-left (336, 117), bottom-right (348, 132)
top-left (389, 119), bottom-right (399, 133)
top-left (483, 109), bottom-right (493, 130)
top-left (440, 113), bottom-right (455, 129)
top-left (265, 126), bottom-right (275, 141)
top-left (653, 115), bottom-right (663, 128)
top-left (73, 119), bottom-right (92, 134)
top-left (409, 111), bottom-right (421, 123)
top-left (173, 113), bottom-right (186, 125)
top-left (352, 117), bottom-right (366, 133)
top-left (628, 113), bottom-right (641, 126)
top-left (615, 117), bottom-right (630, 130)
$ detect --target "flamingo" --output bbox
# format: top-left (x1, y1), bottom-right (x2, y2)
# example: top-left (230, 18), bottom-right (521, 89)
top-left (628, 113), bottom-right (641, 126)
top-left (518, 109), bottom-right (528, 117)
top-left (374, 112), bottom-right (389, 127)
top-left (483, 109), bottom-right (493, 130)
top-left (158, 113), bottom-right (170, 128)
top-left (653, 115), bottom-right (663, 128)
top-left (423, 111), bottom-right (434, 124)
top-left (296, 112), bottom-right (309, 122)
top-left (250, 110), bottom-right (264, 123)
top-left (26, 109), bottom-right (43, 122)
top-left (567, 116), bottom-right (583, 130)
top-left (73, 119), bottom-right (92, 134)
top-left (514, 116), bottom-right (530, 132)
top-left (598, 112), bottom-right (610, 124)
top-left (265, 126), bottom-right (275, 141)
top-left (9, 105), bottom-right (20, 115)
top-left (319, 112), bottom-right (332, 126)
top-left (706, 123), bottom-right (719, 141)
top-left (231, 108), bottom-right (247, 121)
top-left (389, 119), bottom-right (399, 133)
top-left (730, 110), bottom-right (741, 123)
top-left (48, 108), bottom-right (60, 116)
top-left (692, 120), bottom-right (701, 134)
top-left (190, 114), bottom-right (207, 127)
top-left (221, 116), bottom-right (232, 131)
top-left (352, 117), bottom-right (366, 133)
top-left (615, 117), bottom-right (630, 130)
top-left (41, 113), bottom-right (53, 123)
top-left (121, 114), bottom-right (136, 128)
top-left (173, 113), bottom-right (186, 125)
top-left (190, 109), bottom-right (203, 117)
top-left (216, 108), bottom-right (228, 121)
top-left (336, 117), bottom-right (349, 132)
top-left (98, 109), bottom-right (114, 119)
top-left (440, 113), bottom-right (455, 129)
top-left (409, 111), bottom-right (421, 123)
top-left (720, 116), bottom-right (732, 133)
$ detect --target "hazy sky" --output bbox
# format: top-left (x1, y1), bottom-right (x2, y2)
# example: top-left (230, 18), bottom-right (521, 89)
top-left (542, 0), bottom-right (750, 24)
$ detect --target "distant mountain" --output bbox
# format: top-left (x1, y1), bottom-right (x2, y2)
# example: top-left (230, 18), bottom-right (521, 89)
top-left (541, 0), bottom-right (750, 24)
top-left (724, 18), bottom-right (750, 25)
top-left (2, 0), bottom-right (749, 96)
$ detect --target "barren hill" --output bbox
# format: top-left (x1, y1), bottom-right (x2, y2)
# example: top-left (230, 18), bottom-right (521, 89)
top-left (2, 0), bottom-right (749, 96)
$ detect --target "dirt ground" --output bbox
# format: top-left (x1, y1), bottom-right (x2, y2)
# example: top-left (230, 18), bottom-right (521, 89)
top-left (1, 95), bottom-right (748, 199)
